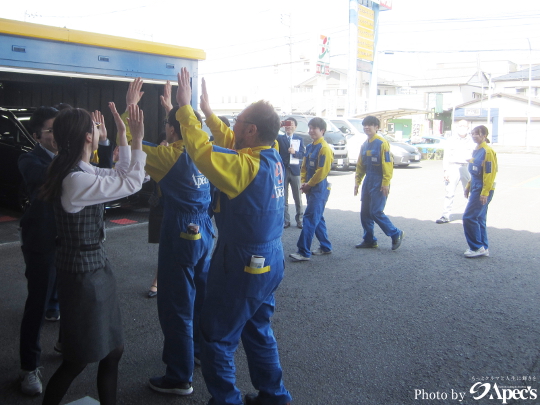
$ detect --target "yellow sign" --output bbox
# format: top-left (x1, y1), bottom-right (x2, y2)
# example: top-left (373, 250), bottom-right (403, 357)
top-left (357, 5), bottom-right (374, 62)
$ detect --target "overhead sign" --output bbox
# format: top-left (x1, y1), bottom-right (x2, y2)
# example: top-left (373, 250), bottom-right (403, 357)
top-left (357, 5), bottom-right (374, 62)
top-left (371, 0), bottom-right (393, 10)
top-left (317, 34), bottom-right (330, 76)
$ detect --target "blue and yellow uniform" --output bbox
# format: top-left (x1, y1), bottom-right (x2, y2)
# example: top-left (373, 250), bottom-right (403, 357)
top-left (296, 137), bottom-right (333, 257)
top-left (463, 141), bottom-right (497, 251)
top-left (176, 106), bottom-right (292, 405)
top-left (355, 134), bottom-right (401, 244)
top-left (121, 114), bottom-right (214, 386)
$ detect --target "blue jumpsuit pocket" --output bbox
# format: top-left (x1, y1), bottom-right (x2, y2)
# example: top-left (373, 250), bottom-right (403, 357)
top-left (223, 243), bottom-right (283, 300)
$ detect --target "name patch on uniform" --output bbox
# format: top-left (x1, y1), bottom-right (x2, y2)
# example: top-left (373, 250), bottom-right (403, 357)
top-left (472, 165), bottom-right (479, 172)
top-left (485, 161), bottom-right (492, 173)
top-left (371, 157), bottom-right (378, 163)
top-left (309, 161), bottom-right (315, 167)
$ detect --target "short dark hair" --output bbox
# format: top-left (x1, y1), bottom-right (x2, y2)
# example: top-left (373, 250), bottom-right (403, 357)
top-left (29, 106), bottom-right (59, 138)
top-left (167, 108), bottom-right (203, 140)
top-left (308, 117), bottom-right (326, 134)
top-left (243, 100), bottom-right (280, 144)
top-left (285, 117), bottom-right (298, 126)
top-left (362, 115), bottom-right (380, 128)
top-left (218, 115), bottom-right (231, 127)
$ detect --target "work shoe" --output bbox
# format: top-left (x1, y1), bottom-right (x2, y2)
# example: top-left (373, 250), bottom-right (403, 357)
top-left (283, 222), bottom-right (291, 229)
top-left (297, 222), bottom-right (303, 229)
top-left (45, 309), bottom-right (60, 321)
top-left (244, 393), bottom-right (290, 405)
top-left (194, 356), bottom-right (201, 366)
top-left (149, 376), bottom-right (193, 395)
top-left (392, 231), bottom-right (404, 251)
top-left (20, 368), bottom-right (42, 395)
top-left (311, 248), bottom-right (332, 255)
top-left (289, 253), bottom-right (310, 262)
top-left (464, 247), bottom-right (488, 258)
top-left (355, 241), bottom-right (378, 249)
top-left (435, 216), bottom-right (450, 224)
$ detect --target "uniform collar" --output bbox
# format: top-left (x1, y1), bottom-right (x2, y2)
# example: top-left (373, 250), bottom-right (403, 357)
top-left (312, 137), bottom-right (325, 145)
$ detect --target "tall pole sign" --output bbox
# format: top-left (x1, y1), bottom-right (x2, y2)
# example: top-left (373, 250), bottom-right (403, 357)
top-left (316, 35), bottom-right (331, 76)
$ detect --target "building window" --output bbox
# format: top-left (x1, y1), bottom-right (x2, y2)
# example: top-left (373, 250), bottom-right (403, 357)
top-left (337, 89), bottom-right (347, 95)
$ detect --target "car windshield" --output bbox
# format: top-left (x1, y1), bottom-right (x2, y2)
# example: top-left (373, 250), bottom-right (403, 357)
top-left (323, 119), bottom-right (340, 132)
top-left (347, 119), bottom-right (364, 134)
top-left (331, 120), bottom-right (351, 134)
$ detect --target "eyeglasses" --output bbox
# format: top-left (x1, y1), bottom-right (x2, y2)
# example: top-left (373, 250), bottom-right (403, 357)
top-left (41, 128), bottom-right (53, 134)
top-left (236, 118), bottom-right (256, 126)
top-left (94, 122), bottom-right (102, 128)
top-left (163, 119), bottom-right (169, 126)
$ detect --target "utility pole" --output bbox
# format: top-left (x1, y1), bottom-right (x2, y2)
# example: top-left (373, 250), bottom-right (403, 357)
top-left (281, 13), bottom-right (293, 114)
top-left (526, 38), bottom-right (532, 151)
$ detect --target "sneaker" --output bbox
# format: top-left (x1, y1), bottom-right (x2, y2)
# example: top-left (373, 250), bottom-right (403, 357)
top-left (464, 247), bottom-right (488, 258)
top-left (311, 248), bottom-right (332, 255)
top-left (20, 368), bottom-right (42, 395)
top-left (289, 253), bottom-right (310, 262)
top-left (54, 341), bottom-right (62, 354)
top-left (45, 309), bottom-right (60, 321)
top-left (392, 231), bottom-right (404, 251)
top-left (435, 216), bottom-right (450, 224)
top-left (149, 376), bottom-right (193, 395)
top-left (355, 241), bottom-right (378, 249)
top-left (245, 393), bottom-right (290, 405)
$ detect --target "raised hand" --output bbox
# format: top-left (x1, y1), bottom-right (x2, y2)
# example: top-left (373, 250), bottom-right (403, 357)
top-left (176, 68), bottom-right (192, 107)
top-left (90, 110), bottom-right (107, 142)
top-left (127, 104), bottom-right (144, 148)
top-left (109, 102), bottom-right (127, 147)
top-left (126, 77), bottom-right (144, 112)
top-left (200, 77), bottom-right (213, 118)
top-left (160, 80), bottom-right (173, 114)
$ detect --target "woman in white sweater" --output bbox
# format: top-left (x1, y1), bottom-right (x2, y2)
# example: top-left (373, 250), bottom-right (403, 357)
top-left (40, 103), bottom-right (146, 405)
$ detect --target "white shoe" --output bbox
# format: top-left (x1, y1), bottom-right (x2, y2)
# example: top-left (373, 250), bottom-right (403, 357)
top-left (289, 253), bottom-right (310, 262)
top-left (20, 368), bottom-right (42, 395)
top-left (464, 247), bottom-right (488, 258)
top-left (311, 248), bottom-right (332, 256)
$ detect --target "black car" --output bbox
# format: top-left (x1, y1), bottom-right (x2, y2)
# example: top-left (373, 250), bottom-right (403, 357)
top-left (0, 107), bottom-right (35, 209)
top-left (281, 115), bottom-right (349, 170)
top-left (0, 107), bottom-right (150, 211)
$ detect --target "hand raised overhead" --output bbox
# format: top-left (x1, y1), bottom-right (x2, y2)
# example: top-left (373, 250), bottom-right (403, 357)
top-left (176, 67), bottom-right (192, 107)
top-left (126, 77), bottom-right (144, 112)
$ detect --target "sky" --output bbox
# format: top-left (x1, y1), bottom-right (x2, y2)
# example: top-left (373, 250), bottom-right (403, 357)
top-left (3, 0), bottom-right (540, 98)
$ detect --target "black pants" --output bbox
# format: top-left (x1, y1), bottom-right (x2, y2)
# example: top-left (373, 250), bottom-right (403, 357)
top-left (19, 246), bottom-right (59, 371)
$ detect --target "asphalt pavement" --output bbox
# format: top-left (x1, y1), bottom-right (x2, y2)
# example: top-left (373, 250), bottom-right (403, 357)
top-left (1, 155), bottom-right (539, 405)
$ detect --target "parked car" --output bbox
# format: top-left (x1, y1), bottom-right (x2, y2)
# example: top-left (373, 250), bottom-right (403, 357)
top-left (0, 107), bottom-right (150, 211)
top-left (0, 107), bottom-right (35, 209)
top-left (409, 136), bottom-right (446, 159)
top-left (382, 135), bottom-right (422, 166)
top-left (282, 115), bottom-right (349, 170)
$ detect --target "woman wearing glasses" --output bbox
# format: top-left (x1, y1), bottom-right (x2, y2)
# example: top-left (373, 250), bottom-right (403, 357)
top-left (40, 103), bottom-right (146, 405)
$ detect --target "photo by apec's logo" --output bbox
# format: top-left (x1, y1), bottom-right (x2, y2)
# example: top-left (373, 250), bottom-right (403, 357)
top-left (414, 382), bottom-right (537, 404)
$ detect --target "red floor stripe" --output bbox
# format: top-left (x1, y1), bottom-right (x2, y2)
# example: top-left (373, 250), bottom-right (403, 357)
top-left (110, 218), bottom-right (137, 225)
top-left (0, 216), bottom-right (17, 223)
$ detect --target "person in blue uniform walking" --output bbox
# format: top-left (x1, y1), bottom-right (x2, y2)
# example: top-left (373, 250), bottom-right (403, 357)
top-left (289, 117), bottom-right (333, 262)
top-left (354, 115), bottom-right (404, 250)
top-left (175, 68), bottom-right (292, 405)
top-left (120, 78), bottom-right (214, 396)
top-left (462, 125), bottom-right (497, 258)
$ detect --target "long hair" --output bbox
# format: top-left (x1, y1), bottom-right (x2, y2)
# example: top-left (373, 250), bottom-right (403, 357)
top-left (41, 108), bottom-right (93, 202)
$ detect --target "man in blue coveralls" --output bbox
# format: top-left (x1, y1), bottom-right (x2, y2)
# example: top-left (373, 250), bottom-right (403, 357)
top-left (120, 78), bottom-right (214, 396)
top-left (354, 115), bottom-right (404, 250)
top-left (175, 68), bottom-right (292, 405)
top-left (289, 117), bottom-right (333, 262)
